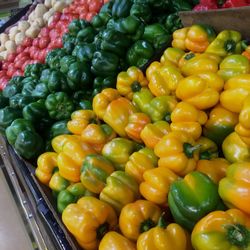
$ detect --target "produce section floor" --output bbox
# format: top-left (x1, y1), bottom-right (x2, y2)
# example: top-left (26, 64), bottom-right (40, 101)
top-left (0, 167), bottom-right (33, 250)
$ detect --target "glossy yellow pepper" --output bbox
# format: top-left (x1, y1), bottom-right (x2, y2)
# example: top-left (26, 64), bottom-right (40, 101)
top-left (196, 158), bottom-right (229, 184)
top-left (220, 74), bottom-right (250, 113)
top-left (35, 152), bottom-right (58, 185)
top-left (125, 112), bottom-right (151, 143)
top-left (67, 110), bottom-right (98, 135)
top-left (99, 231), bottom-right (136, 250)
top-left (125, 147), bottom-right (158, 184)
top-left (203, 104), bottom-right (239, 146)
top-left (154, 131), bottom-right (200, 176)
top-left (137, 223), bottom-right (192, 250)
top-left (192, 209), bottom-right (250, 250)
top-left (140, 121), bottom-right (171, 149)
top-left (235, 96), bottom-right (250, 145)
top-left (103, 97), bottom-right (137, 137)
top-left (176, 73), bottom-right (224, 110)
top-left (100, 171), bottom-right (139, 214)
top-left (93, 88), bottom-right (120, 119)
top-left (170, 101), bottom-right (208, 140)
top-left (116, 66), bottom-right (148, 100)
top-left (81, 124), bottom-right (116, 153)
top-left (57, 136), bottom-right (96, 182)
top-left (119, 200), bottom-right (161, 241)
top-left (49, 170), bottom-right (69, 193)
top-left (62, 197), bottom-right (117, 250)
top-left (160, 47), bottom-right (185, 66)
top-left (51, 134), bottom-right (81, 153)
top-left (148, 64), bottom-right (184, 96)
top-left (140, 167), bottom-right (178, 206)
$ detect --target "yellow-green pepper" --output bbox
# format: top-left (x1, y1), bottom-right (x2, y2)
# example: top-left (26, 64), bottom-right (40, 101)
top-left (100, 170), bottom-right (139, 214)
top-left (160, 47), bottom-right (185, 66)
top-left (154, 131), bottom-right (200, 176)
top-left (125, 147), bottom-right (158, 184)
top-left (80, 154), bottom-right (115, 194)
top-left (170, 101), bottom-right (208, 140)
top-left (196, 136), bottom-right (218, 160)
top-left (218, 55), bottom-right (250, 81)
top-left (116, 66), bottom-right (148, 100)
top-left (49, 170), bottom-right (69, 194)
top-left (62, 197), bottom-right (117, 250)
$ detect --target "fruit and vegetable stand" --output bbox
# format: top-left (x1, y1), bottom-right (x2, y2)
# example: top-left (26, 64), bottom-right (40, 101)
top-left (1, 0), bottom-right (250, 249)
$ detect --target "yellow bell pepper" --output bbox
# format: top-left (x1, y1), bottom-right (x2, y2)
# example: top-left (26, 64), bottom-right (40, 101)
top-left (80, 154), bottom-right (115, 194)
top-left (125, 112), bottom-right (151, 143)
top-left (235, 96), bottom-right (250, 145)
top-left (116, 66), bottom-right (148, 100)
top-left (100, 170), bottom-right (139, 214)
top-left (93, 88), bottom-right (120, 119)
top-left (219, 162), bottom-right (250, 214)
top-left (140, 167), bottom-right (178, 206)
top-left (140, 121), bottom-right (171, 149)
top-left (62, 196), bottom-right (117, 250)
top-left (56, 135), bottom-right (96, 182)
top-left (103, 97), bottom-right (137, 137)
top-left (125, 147), bottom-right (158, 184)
top-left (172, 24), bottom-right (216, 53)
top-left (137, 223), bottom-right (192, 250)
top-left (81, 124), bottom-right (116, 153)
top-left (160, 47), bottom-right (185, 66)
top-left (154, 131), bottom-right (200, 176)
top-left (35, 152), bottom-right (58, 185)
top-left (176, 73), bottom-right (224, 110)
top-left (203, 104), bottom-right (239, 146)
top-left (99, 231), bottom-right (136, 250)
top-left (67, 110), bottom-right (98, 135)
top-left (51, 134), bottom-right (81, 153)
top-left (146, 61), bottom-right (184, 96)
top-left (220, 74), bottom-right (250, 113)
top-left (170, 101), bottom-right (208, 140)
top-left (119, 199), bottom-right (161, 241)
top-left (192, 209), bottom-right (250, 250)
top-left (49, 170), bottom-right (69, 193)
top-left (196, 158), bottom-right (229, 184)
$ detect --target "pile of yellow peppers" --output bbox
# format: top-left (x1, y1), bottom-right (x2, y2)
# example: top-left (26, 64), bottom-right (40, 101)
top-left (35, 24), bottom-right (250, 250)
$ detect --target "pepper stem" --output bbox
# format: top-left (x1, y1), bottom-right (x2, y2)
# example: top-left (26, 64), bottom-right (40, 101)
top-left (199, 151), bottom-right (212, 160)
top-left (224, 39), bottom-right (236, 53)
top-left (226, 224), bottom-right (250, 248)
top-left (164, 112), bottom-right (171, 123)
top-left (184, 53), bottom-right (195, 60)
top-left (131, 81), bottom-right (142, 92)
top-left (96, 222), bottom-right (109, 240)
top-left (140, 218), bottom-right (156, 233)
top-left (183, 143), bottom-right (201, 158)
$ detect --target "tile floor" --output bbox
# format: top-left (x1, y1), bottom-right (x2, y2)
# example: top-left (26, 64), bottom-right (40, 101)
top-left (0, 168), bottom-right (34, 250)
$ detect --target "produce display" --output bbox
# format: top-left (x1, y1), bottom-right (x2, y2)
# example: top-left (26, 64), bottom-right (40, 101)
top-left (1, 0), bottom-right (250, 249)
top-left (193, 0), bottom-right (250, 10)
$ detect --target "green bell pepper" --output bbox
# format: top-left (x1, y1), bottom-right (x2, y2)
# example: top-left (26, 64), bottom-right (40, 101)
top-left (2, 76), bottom-right (24, 98)
top-left (49, 120), bottom-right (71, 138)
top-left (132, 88), bottom-right (177, 122)
top-left (0, 92), bottom-right (9, 108)
top-left (168, 171), bottom-right (225, 231)
top-left (62, 33), bottom-right (76, 54)
top-left (91, 50), bottom-right (120, 77)
top-left (57, 183), bottom-right (95, 213)
top-left (143, 23), bottom-right (171, 50)
top-left (112, 0), bottom-right (132, 18)
top-left (68, 19), bottom-right (89, 36)
top-left (67, 62), bottom-right (93, 91)
top-left (45, 92), bottom-right (75, 120)
top-left (170, 0), bottom-right (193, 12)
top-left (92, 76), bottom-right (116, 96)
top-left (32, 83), bottom-right (49, 98)
top-left (72, 43), bottom-right (96, 63)
top-left (77, 100), bottom-right (92, 110)
top-left (45, 48), bottom-right (67, 70)
top-left (100, 0), bottom-right (114, 14)
top-left (91, 12), bottom-right (112, 31)
top-left (126, 40), bottom-right (154, 68)
top-left (60, 55), bottom-right (76, 74)
top-left (24, 63), bottom-right (46, 79)
top-left (75, 26), bottom-right (96, 44)
top-left (9, 94), bottom-right (35, 109)
top-left (0, 107), bottom-right (22, 133)
top-left (22, 100), bottom-right (48, 123)
top-left (21, 78), bottom-right (37, 96)
top-left (113, 15), bottom-right (144, 41)
top-left (130, 3), bottom-right (152, 23)
top-left (47, 70), bottom-right (69, 93)
top-left (164, 13), bottom-right (183, 34)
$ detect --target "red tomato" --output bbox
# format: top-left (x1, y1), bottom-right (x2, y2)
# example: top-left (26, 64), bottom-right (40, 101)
top-left (14, 57), bottom-right (29, 69)
top-left (12, 69), bottom-right (23, 77)
top-left (88, 0), bottom-right (103, 12)
top-left (48, 20), bottom-right (58, 29)
top-left (2, 62), bottom-right (9, 70)
top-left (33, 50), bottom-right (41, 60)
top-left (0, 77), bottom-right (9, 90)
top-left (53, 12), bottom-right (62, 22)
top-left (49, 29), bottom-right (59, 40)
top-left (16, 45), bottom-right (25, 54)
top-left (40, 27), bottom-right (50, 37)
top-left (23, 47), bottom-right (30, 53)
top-left (0, 70), bottom-right (7, 78)
top-left (29, 46), bottom-right (37, 59)
top-left (6, 53), bottom-right (16, 63)
top-left (33, 38), bottom-right (40, 47)
top-left (7, 63), bottom-right (16, 77)
top-left (79, 12), bottom-right (87, 19)
top-left (86, 12), bottom-right (97, 21)
top-left (14, 52), bottom-right (29, 63)
top-left (21, 60), bottom-right (31, 72)
top-left (39, 37), bottom-right (50, 49)
top-left (22, 37), bottom-right (33, 47)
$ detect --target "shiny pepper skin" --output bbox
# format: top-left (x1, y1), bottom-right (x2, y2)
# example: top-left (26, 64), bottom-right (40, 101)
top-left (160, 47), bottom-right (185, 66)
top-left (170, 101), bottom-right (208, 140)
top-left (176, 73), bottom-right (224, 110)
top-left (154, 131), bottom-right (200, 176)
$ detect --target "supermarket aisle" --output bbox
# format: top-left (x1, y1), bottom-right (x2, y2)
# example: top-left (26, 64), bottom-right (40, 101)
top-left (0, 168), bottom-right (34, 250)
